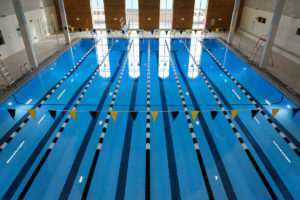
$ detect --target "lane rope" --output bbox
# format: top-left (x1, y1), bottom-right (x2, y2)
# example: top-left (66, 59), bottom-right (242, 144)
top-left (182, 40), bottom-right (277, 199)
top-left (145, 39), bottom-right (151, 200)
top-left (16, 40), bottom-right (117, 199)
top-left (165, 40), bottom-right (215, 200)
top-left (81, 39), bottom-right (133, 199)
top-left (201, 41), bottom-right (300, 157)
top-left (0, 40), bottom-right (100, 153)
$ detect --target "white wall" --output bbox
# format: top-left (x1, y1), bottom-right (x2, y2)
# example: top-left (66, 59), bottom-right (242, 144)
top-left (0, 6), bottom-right (58, 59)
top-left (238, 5), bottom-right (300, 63)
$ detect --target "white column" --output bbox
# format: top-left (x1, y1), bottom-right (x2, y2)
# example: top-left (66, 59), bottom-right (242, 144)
top-left (58, 0), bottom-right (71, 44)
top-left (259, 0), bottom-right (286, 68)
top-left (227, 0), bottom-right (240, 45)
top-left (12, 0), bottom-right (38, 68)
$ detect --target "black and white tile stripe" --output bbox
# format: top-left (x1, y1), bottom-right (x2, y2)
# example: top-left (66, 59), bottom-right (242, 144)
top-left (17, 40), bottom-right (116, 199)
top-left (165, 40), bottom-right (214, 200)
top-left (201, 42), bottom-right (300, 157)
top-left (145, 39), bottom-right (151, 200)
top-left (0, 40), bottom-right (99, 153)
top-left (182, 41), bottom-right (277, 199)
top-left (81, 39), bottom-right (133, 199)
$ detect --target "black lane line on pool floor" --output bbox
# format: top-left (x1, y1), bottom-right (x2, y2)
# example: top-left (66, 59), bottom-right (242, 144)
top-left (80, 40), bottom-right (133, 199)
top-left (145, 39), bottom-right (151, 200)
top-left (183, 41), bottom-right (293, 199)
top-left (173, 50), bottom-right (237, 200)
top-left (16, 40), bottom-right (117, 200)
top-left (156, 51), bottom-right (181, 200)
top-left (0, 40), bottom-right (99, 152)
top-left (165, 41), bottom-right (215, 200)
top-left (2, 39), bottom-right (115, 200)
top-left (115, 50), bottom-right (142, 200)
top-left (58, 45), bottom-right (128, 200)
top-left (201, 42), bottom-right (300, 156)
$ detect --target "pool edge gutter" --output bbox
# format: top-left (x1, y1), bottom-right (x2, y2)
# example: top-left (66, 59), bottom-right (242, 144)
top-left (214, 37), bottom-right (300, 107)
top-left (0, 37), bottom-right (85, 105)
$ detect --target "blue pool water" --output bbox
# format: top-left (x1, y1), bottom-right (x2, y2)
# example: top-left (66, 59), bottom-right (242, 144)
top-left (0, 37), bottom-right (299, 200)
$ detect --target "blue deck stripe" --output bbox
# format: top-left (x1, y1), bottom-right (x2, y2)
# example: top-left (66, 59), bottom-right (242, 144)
top-left (173, 51), bottom-right (237, 200)
top-left (59, 48), bottom-right (127, 200)
top-left (115, 51), bottom-right (142, 200)
top-left (156, 51), bottom-right (181, 200)
top-left (0, 41), bottom-right (96, 147)
top-left (201, 68), bottom-right (293, 199)
top-left (2, 49), bottom-right (101, 199)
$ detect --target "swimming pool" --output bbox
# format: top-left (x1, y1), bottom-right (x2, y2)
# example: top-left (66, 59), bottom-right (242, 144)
top-left (0, 36), bottom-right (299, 199)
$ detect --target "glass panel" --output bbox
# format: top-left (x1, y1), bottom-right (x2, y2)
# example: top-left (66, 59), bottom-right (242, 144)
top-left (193, 0), bottom-right (208, 29)
top-left (91, 0), bottom-right (106, 28)
top-left (160, 0), bottom-right (173, 29)
top-left (126, 0), bottom-right (139, 29)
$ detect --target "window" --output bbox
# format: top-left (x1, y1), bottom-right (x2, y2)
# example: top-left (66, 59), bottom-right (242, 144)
top-left (193, 0), bottom-right (208, 29)
top-left (126, 0), bottom-right (139, 29)
top-left (160, 0), bottom-right (173, 29)
top-left (91, 0), bottom-right (106, 28)
top-left (0, 30), bottom-right (5, 45)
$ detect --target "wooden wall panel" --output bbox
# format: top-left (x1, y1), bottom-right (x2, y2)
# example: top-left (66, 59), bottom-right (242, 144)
top-left (139, 0), bottom-right (160, 30)
top-left (104, 0), bottom-right (126, 30)
top-left (205, 0), bottom-right (244, 30)
top-left (54, 0), bottom-right (93, 30)
top-left (172, 0), bottom-right (195, 30)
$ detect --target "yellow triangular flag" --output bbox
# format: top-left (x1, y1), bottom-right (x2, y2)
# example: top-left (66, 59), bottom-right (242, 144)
top-left (201, 29), bottom-right (205, 33)
top-left (173, 30), bottom-right (176, 35)
top-left (230, 26), bottom-right (234, 32)
top-left (186, 30), bottom-right (190, 35)
top-left (216, 28), bottom-right (219, 33)
top-left (129, 30), bottom-right (132, 35)
top-left (110, 111), bottom-right (118, 122)
top-left (151, 111), bottom-right (159, 122)
top-left (71, 27), bottom-right (74, 32)
top-left (69, 111), bottom-right (77, 120)
top-left (100, 29), bottom-right (103, 34)
top-left (114, 30), bottom-right (118, 34)
top-left (272, 109), bottom-right (280, 118)
top-left (230, 110), bottom-right (239, 120)
top-left (28, 110), bottom-right (36, 120)
top-left (191, 111), bottom-right (199, 122)
top-left (158, 30), bottom-right (160, 35)
top-left (86, 28), bottom-right (89, 33)
top-left (144, 30), bottom-right (147, 34)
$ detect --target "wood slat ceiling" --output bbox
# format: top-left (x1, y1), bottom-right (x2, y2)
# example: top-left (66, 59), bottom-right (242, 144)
top-left (205, 0), bottom-right (244, 30)
top-left (54, 0), bottom-right (93, 29)
top-left (139, 0), bottom-right (160, 30)
top-left (172, 0), bottom-right (195, 30)
top-left (104, 0), bottom-right (126, 30)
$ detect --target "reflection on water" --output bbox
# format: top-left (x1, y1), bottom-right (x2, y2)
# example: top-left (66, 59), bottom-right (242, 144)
top-left (128, 37), bottom-right (140, 78)
top-left (96, 38), bottom-right (111, 78)
top-left (159, 36), bottom-right (170, 78)
top-left (187, 38), bottom-right (201, 79)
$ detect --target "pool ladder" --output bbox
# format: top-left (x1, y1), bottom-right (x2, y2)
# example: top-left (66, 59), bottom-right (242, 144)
top-left (0, 60), bottom-right (16, 87)
top-left (248, 37), bottom-right (266, 63)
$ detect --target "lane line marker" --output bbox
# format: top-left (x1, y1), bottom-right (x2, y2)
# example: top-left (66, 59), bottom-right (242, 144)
top-left (7, 141), bottom-right (25, 164)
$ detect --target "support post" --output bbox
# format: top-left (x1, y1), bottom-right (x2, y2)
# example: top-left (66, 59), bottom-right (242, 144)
top-left (259, 0), bottom-right (286, 68)
top-left (12, 0), bottom-right (38, 68)
top-left (58, 0), bottom-right (71, 44)
top-left (227, 0), bottom-right (240, 45)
